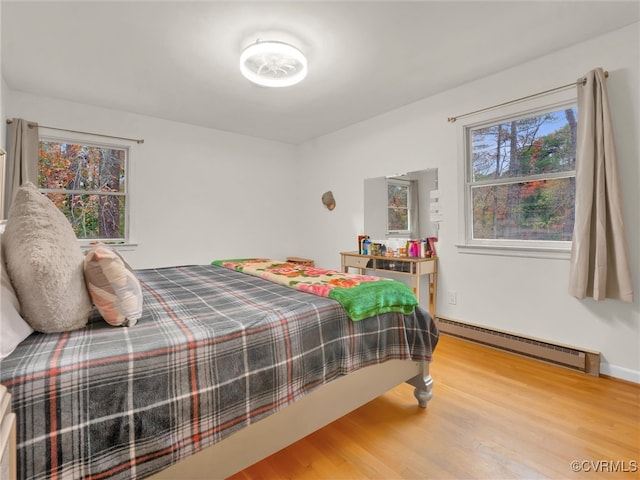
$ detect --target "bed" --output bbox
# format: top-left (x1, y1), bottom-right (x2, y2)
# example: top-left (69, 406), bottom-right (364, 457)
top-left (0, 261), bottom-right (439, 480)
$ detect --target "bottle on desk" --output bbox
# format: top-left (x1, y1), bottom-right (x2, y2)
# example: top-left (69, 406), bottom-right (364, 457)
top-left (363, 238), bottom-right (372, 255)
top-left (358, 235), bottom-right (367, 254)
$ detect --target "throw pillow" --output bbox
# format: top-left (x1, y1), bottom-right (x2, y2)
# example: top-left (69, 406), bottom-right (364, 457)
top-left (3, 182), bottom-right (92, 332)
top-left (84, 245), bottom-right (143, 327)
top-left (0, 221), bottom-right (33, 359)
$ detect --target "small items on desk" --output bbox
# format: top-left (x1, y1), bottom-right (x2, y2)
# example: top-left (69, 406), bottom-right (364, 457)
top-left (356, 234), bottom-right (437, 258)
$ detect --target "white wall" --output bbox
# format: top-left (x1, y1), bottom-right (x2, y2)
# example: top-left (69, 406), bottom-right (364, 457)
top-left (297, 23), bottom-right (640, 382)
top-left (0, 77), bottom-right (6, 148)
top-left (4, 91), bottom-right (301, 269)
top-left (0, 0), bottom-right (5, 149)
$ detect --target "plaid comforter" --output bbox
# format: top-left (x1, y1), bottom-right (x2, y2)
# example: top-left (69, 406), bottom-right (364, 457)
top-left (0, 264), bottom-right (439, 480)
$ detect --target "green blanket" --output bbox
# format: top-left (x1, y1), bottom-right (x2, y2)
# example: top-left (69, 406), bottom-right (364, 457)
top-left (212, 259), bottom-right (417, 321)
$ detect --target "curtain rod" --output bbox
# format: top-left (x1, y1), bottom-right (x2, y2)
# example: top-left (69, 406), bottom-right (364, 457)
top-left (5, 119), bottom-right (144, 144)
top-left (447, 70), bottom-right (608, 123)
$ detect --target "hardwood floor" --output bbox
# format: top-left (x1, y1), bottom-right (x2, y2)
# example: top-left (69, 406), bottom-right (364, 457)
top-left (228, 334), bottom-right (640, 480)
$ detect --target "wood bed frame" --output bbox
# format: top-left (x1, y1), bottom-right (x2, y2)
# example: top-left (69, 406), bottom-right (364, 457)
top-left (0, 385), bottom-right (17, 480)
top-left (151, 360), bottom-right (432, 479)
top-left (1, 361), bottom-right (432, 480)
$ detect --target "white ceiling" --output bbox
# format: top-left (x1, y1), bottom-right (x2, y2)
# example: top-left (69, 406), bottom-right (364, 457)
top-left (2, 1), bottom-right (639, 145)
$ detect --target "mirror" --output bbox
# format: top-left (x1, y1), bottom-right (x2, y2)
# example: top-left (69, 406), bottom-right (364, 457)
top-left (364, 169), bottom-right (438, 241)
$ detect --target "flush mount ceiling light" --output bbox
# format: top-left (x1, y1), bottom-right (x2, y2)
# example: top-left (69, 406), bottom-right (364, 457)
top-left (240, 40), bottom-right (307, 87)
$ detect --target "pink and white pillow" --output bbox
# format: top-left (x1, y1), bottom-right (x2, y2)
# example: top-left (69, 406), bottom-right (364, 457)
top-left (84, 245), bottom-right (143, 327)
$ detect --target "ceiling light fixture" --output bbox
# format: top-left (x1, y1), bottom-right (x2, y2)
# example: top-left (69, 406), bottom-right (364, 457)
top-left (240, 40), bottom-right (307, 88)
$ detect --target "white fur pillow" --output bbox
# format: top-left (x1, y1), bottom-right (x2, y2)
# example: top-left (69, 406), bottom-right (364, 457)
top-left (84, 245), bottom-right (143, 327)
top-left (3, 182), bottom-right (92, 333)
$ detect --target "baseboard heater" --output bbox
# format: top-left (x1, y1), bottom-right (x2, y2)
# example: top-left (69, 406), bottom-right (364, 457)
top-left (435, 316), bottom-right (600, 376)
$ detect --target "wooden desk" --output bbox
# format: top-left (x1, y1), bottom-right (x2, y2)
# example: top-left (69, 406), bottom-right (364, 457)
top-left (340, 251), bottom-right (438, 318)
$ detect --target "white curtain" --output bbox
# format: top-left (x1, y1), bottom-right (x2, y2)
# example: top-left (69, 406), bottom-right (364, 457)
top-left (568, 68), bottom-right (633, 302)
top-left (3, 118), bottom-right (39, 218)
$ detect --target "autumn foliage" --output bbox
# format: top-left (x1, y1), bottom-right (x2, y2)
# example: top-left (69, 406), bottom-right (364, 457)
top-left (470, 108), bottom-right (577, 241)
top-left (38, 141), bottom-right (126, 240)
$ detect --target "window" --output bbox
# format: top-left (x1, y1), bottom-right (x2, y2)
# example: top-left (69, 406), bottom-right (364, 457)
top-left (38, 138), bottom-right (129, 242)
top-left (464, 104), bottom-right (577, 251)
top-left (387, 179), bottom-right (411, 234)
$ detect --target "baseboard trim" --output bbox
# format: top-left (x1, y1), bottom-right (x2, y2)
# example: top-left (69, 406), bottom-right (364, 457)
top-left (435, 315), bottom-right (600, 376)
top-left (599, 362), bottom-right (640, 384)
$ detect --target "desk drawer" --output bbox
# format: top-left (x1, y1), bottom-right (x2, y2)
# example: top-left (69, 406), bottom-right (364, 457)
top-left (416, 259), bottom-right (436, 275)
top-left (343, 256), bottom-right (371, 269)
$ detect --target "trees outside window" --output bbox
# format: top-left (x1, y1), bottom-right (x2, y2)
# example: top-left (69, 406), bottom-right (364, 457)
top-left (38, 139), bottom-right (128, 241)
top-left (467, 105), bottom-right (576, 246)
top-left (387, 179), bottom-right (411, 233)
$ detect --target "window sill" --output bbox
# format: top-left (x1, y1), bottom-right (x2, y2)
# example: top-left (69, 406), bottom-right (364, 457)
top-left (80, 242), bottom-right (138, 252)
top-left (455, 243), bottom-right (571, 260)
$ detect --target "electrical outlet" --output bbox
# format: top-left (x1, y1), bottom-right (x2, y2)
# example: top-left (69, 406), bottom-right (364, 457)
top-left (447, 290), bottom-right (457, 305)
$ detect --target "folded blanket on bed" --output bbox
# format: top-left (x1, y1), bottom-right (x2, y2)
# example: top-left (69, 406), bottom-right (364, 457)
top-left (212, 259), bottom-right (418, 320)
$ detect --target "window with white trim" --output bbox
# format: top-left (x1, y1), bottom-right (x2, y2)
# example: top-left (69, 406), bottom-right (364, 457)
top-left (38, 137), bottom-right (129, 243)
top-left (465, 103), bottom-right (577, 249)
top-left (387, 178), bottom-right (412, 234)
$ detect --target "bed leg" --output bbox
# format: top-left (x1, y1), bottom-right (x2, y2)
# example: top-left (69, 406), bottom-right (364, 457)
top-left (406, 362), bottom-right (433, 408)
